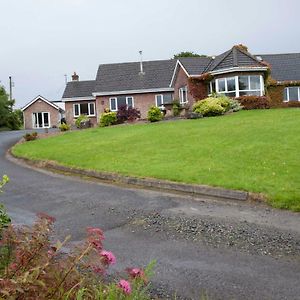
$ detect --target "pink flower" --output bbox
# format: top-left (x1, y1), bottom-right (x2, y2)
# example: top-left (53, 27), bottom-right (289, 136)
top-left (87, 227), bottom-right (104, 238)
top-left (91, 265), bottom-right (105, 275)
top-left (118, 279), bottom-right (131, 295)
top-left (87, 227), bottom-right (105, 250)
top-left (100, 250), bottom-right (116, 265)
top-left (9, 263), bottom-right (18, 271)
top-left (47, 250), bottom-right (55, 257)
top-left (37, 212), bottom-right (56, 224)
top-left (126, 267), bottom-right (147, 283)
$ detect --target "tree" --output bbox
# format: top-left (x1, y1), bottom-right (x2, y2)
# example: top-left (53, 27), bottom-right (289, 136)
top-left (0, 86), bottom-right (22, 130)
top-left (173, 51), bottom-right (208, 59)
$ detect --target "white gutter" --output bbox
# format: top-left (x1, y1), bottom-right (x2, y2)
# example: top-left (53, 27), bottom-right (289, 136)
top-left (62, 96), bottom-right (96, 102)
top-left (210, 67), bottom-right (268, 76)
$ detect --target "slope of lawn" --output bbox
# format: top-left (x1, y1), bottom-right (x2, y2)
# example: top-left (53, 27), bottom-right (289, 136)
top-left (13, 109), bottom-right (300, 211)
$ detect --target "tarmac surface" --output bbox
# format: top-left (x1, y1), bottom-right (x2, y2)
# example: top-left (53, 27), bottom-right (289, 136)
top-left (0, 130), bottom-right (299, 300)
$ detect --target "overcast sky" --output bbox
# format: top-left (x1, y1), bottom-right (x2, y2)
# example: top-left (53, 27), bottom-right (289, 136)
top-left (1, 0), bottom-right (299, 108)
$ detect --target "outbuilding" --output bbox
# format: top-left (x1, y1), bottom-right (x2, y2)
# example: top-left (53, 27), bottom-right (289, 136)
top-left (22, 95), bottom-right (65, 129)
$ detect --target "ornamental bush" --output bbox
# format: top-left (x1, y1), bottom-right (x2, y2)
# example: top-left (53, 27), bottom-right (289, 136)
top-left (58, 122), bottom-right (70, 132)
top-left (99, 111), bottom-right (117, 127)
top-left (147, 106), bottom-right (163, 122)
top-left (75, 115), bottom-right (90, 129)
top-left (193, 97), bottom-right (227, 117)
top-left (117, 106), bottom-right (141, 124)
top-left (172, 100), bottom-right (181, 117)
top-left (0, 175), bottom-right (10, 234)
top-left (193, 95), bottom-right (242, 117)
top-left (0, 213), bottom-right (154, 299)
top-left (236, 96), bottom-right (270, 110)
top-left (23, 132), bottom-right (38, 141)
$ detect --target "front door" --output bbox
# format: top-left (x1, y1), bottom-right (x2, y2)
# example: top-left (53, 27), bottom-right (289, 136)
top-left (32, 112), bottom-right (50, 128)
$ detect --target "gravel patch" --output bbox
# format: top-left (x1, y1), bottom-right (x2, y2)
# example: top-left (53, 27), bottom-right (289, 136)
top-left (129, 211), bottom-right (300, 260)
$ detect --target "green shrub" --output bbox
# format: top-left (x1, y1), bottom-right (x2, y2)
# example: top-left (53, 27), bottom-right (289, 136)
top-left (75, 115), bottom-right (90, 128)
top-left (0, 175), bottom-right (10, 233)
top-left (227, 98), bottom-right (243, 112)
top-left (23, 132), bottom-right (38, 141)
top-left (147, 106), bottom-right (163, 122)
top-left (59, 122), bottom-right (70, 132)
top-left (172, 101), bottom-right (181, 117)
top-left (193, 95), bottom-right (240, 117)
top-left (99, 112), bottom-right (117, 127)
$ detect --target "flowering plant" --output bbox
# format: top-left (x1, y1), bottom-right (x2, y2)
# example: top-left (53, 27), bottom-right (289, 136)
top-left (0, 213), bottom-right (154, 299)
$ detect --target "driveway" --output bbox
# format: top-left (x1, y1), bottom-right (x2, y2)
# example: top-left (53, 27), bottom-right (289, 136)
top-left (0, 130), bottom-right (300, 300)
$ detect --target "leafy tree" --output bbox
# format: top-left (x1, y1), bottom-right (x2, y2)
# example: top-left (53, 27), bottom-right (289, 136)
top-left (0, 86), bottom-right (22, 130)
top-left (173, 51), bottom-right (208, 59)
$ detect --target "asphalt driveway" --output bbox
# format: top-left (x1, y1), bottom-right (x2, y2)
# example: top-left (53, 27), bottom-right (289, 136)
top-left (0, 130), bottom-right (300, 300)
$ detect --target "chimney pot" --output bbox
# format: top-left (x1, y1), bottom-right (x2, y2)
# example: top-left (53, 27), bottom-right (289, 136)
top-left (72, 72), bottom-right (79, 81)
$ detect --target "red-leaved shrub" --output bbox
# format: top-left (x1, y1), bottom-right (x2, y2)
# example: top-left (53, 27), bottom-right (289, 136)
top-left (236, 96), bottom-right (270, 110)
top-left (117, 106), bottom-right (141, 123)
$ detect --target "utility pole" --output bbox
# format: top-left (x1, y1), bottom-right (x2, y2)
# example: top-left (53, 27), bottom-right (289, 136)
top-left (9, 76), bottom-right (13, 101)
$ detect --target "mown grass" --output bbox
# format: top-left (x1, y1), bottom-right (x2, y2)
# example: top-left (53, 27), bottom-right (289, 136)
top-left (13, 109), bottom-right (300, 211)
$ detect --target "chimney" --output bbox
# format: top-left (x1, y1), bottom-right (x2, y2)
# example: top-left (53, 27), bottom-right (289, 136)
top-left (72, 72), bottom-right (79, 81)
top-left (139, 50), bottom-right (145, 76)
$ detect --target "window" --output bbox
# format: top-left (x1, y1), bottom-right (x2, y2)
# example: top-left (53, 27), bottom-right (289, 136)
top-left (284, 87), bottom-right (300, 102)
top-left (156, 95), bottom-right (163, 107)
top-left (32, 112), bottom-right (50, 128)
top-left (109, 96), bottom-right (134, 111)
top-left (215, 77), bottom-right (236, 97)
top-left (155, 93), bottom-right (173, 107)
top-left (179, 86), bottom-right (188, 104)
top-left (209, 80), bottom-right (216, 94)
top-left (212, 75), bottom-right (264, 97)
top-left (238, 75), bottom-right (262, 96)
top-left (73, 102), bottom-right (96, 117)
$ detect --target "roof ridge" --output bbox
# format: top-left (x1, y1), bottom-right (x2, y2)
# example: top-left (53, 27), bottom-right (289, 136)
top-left (234, 46), bottom-right (264, 65)
top-left (98, 59), bottom-right (175, 67)
top-left (67, 80), bottom-right (95, 83)
top-left (203, 58), bottom-right (215, 73)
top-left (233, 47), bottom-right (238, 67)
top-left (210, 49), bottom-right (232, 71)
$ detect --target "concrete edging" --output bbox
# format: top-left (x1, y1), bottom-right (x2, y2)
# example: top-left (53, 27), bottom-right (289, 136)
top-left (8, 148), bottom-right (249, 202)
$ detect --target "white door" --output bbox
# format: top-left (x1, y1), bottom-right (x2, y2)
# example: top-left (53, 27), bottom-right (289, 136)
top-left (32, 112), bottom-right (51, 128)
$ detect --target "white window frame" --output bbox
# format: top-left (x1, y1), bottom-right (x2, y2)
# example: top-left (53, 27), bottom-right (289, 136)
top-left (155, 94), bottom-right (164, 107)
top-left (283, 86), bottom-right (300, 102)
top-left (237, 75), bottom-right (264, 97)
top-left (213, 75), bottom-right (264, 97)
top-left (109, 96), bottom-right (134, 112)
top-left (32, 112), bottom-right (51, 129)
top-left (73, 102), bottom-right (96, 117)
top-left (179, 86), bottom-right (188, 104)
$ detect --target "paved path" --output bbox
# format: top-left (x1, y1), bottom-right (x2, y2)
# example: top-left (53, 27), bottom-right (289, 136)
top-left (0, 131), bottom-right (299, 300)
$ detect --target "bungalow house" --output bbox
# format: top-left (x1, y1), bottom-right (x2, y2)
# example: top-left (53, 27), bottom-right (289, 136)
top-left (22, 95), bottom-right (65, 129)
top-left (61, 45), bottom-right (300, 126)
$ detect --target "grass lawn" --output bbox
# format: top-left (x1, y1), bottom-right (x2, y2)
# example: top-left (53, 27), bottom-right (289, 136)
top-left (13, 109), bottom-right (300, 211)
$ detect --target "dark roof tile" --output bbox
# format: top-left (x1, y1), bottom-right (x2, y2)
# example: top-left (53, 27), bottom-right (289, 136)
top-left (95, 60), bottom-right (176, 93)
top-left (258, 53), bottom-right (300, 81)
top-left (208, 47), bottom-right (264, 72)
top-left (177, 57), bottom-right (212, 75)
top-left (62, 80), bottom-right (95, 98)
